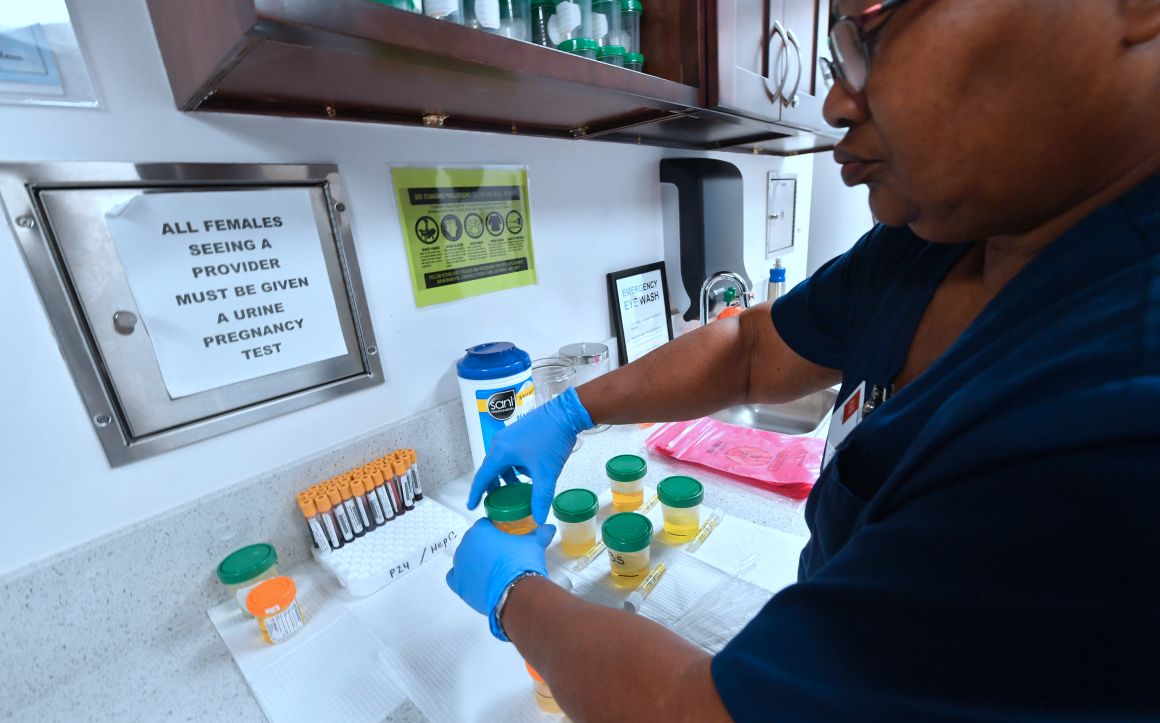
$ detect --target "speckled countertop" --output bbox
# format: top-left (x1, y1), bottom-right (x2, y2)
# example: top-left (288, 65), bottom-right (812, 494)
top-left (3, 417), bottom-right (821, 723)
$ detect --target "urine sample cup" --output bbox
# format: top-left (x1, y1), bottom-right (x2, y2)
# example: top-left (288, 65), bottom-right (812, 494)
top-left (592, 0), bottom-right (621, 46)
top-left (552, 488), bottom-right (599, 556)
top-left (620, 0), bottom-right (641, 54)
top-left (657, 476), bottom-right (704, 539)
top-left (485, 482), bottom-right (538, 534)
top-left (467, 0), bottom-right (530, 39)
top-left (606, 454), bottom-right (647, 511)
top-left (217, 543), bottom-right (279, 615)
top-left (602, 512), bottom-right (653, 585)
top-left (596, 44), bottom-right (625, 66)
top-left (245, 576), bottom-right (305, 644)
top-left (526, 662), bottom-right (562, 713)
top-left (530, 0), bottom-right (555, 45)
top-left (624, 51), bottom-right (644, 72)
top-left (425, 0), bottom-right (464, 22)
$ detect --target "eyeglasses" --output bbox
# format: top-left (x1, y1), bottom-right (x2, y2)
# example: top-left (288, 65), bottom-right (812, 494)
top-left (820, 0), bottom-right (913, 95)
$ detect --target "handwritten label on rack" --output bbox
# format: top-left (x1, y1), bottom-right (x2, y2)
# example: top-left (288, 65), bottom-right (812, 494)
top-left (105, 188), bottom-right (348, 398)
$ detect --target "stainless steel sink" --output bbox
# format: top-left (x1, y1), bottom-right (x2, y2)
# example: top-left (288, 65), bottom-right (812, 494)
top-left (710, 388), bottom-right (838, 435)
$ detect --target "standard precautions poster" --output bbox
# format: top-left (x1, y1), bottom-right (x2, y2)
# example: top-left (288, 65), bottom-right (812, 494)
top-left (392, 166), bottom-right (537, 307)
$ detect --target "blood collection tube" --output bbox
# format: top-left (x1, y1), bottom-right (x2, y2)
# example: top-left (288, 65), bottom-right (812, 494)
top-left (298, 495), bottom-right (333, 553)
top-left (392, 456), bottom-right (416, 511)
top-left (382, 460), bottom-right (406, 516)
top-left (326, 486), bottom-right (355, 543)
top-left (406, 448), bottom-right (425, 501)
top-left (338, 479), bottom-right (367, 537)
top-left (351, 477), bottom-right (376, 532)
top-left (370, 467), bottom-right (397, 523)
top-left (360, 474), bottom-right (387, 527)
top-left (313, 493), bottom-right (344, 550)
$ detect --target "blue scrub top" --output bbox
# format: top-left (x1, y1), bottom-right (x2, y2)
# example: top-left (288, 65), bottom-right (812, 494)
top-left (711, 175), bottom-right (1160, 721)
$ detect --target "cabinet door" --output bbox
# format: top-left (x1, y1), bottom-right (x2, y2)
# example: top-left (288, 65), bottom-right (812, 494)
top-left (712, 0), bottom-right (786, 124)
top-left (777, 0), bottom-right (830, 131)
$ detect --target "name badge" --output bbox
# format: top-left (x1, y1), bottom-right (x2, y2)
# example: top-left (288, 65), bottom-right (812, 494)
top-left (823, 381), bottom-right (865, 468)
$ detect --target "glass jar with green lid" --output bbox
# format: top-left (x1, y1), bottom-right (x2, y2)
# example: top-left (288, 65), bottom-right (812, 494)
top-left (484, 482), bottom-right (538, 534)
top-left (601, 512), bottom-right (653, 584)
top-left (217, 543), bottom-right (279, 615)
top-left (657, 475), bottom-right (704, 538)
top-left (624, 52), bottom-right (644, 72)
top-left (592, 0), bottom-right (621, 47)
top-left (606, 453), bottom-right (647, 511)
top-left (552, 488), bottom-right (600, 557)
top-left (551, 0), bottom-right (593, 56)
top-left (530, 0), bottom-right (555, 46)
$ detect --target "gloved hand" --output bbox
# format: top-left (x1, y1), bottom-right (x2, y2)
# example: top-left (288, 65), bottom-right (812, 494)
top-left (468, 386), bottom-right (594, 523)
top-left (445, 518), bottom-right (556, 641)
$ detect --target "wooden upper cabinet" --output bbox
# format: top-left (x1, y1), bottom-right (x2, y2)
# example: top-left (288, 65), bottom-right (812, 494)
top-left (144, 0), bottom-right (837, 154)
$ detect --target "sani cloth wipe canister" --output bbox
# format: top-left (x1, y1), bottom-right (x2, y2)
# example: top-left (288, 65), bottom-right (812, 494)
top-left (457, 342), bottom-right (535, 469)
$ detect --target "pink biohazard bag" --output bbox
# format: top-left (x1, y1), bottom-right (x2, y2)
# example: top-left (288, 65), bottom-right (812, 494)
top-left (645, 417), bottom-right (824, 500)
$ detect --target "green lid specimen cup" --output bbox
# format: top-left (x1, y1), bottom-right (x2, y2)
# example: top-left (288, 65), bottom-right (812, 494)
top-left (553, 488), bottom-right (599, 523)
top-left (657, 476), bottom-right (704, 508)
top-left (484, 483), bottom-right (534, 522)
top-left (605, 454), bottom-right (647, 482)
top-left (602, 512), bottom-right (653, 552)
top-left (217, 543), bottom-right (278, 585)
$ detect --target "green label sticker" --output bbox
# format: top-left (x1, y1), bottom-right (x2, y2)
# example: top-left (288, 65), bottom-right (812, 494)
top-left (392, 167), bottom-right (537, 307)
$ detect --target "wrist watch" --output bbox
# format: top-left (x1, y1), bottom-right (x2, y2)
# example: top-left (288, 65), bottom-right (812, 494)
top-left (494, 571), bottom-right (543, 641)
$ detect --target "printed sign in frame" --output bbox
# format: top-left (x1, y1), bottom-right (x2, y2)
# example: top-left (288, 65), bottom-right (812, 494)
top-left (392, 166), bottom-right (537, 307)
top-left (607, 261), bottom-right (675, 366)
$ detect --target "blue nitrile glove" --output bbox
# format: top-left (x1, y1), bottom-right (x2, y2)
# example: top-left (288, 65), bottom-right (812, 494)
top-left (445, 518), bottom-right (556, 641)
top-left (468, 386), bottom-right (594, 523)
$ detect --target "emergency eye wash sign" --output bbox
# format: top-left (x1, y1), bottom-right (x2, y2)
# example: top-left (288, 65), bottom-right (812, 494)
top-left (105, 188), bottom-right (348, 398)
top-left (392, 166), bottom-right (537, 307)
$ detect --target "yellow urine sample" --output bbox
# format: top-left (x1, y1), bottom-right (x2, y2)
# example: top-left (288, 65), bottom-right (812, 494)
top-left (494, 515), bottom-right (537, 535)
top-left (607, 548), bottom-right (650, 586)
top-left (558, 519), bottom-right (597, 557)
top-left (662, 504), bottom-right (702, 538)
top-left (611, 487), bottom-right (644, 512)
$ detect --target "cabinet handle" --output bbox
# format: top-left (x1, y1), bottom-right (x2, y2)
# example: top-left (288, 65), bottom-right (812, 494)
top-left (783, 28), bottom-right (803, 107)
top-left (764, 21), bottom-right (790, 103)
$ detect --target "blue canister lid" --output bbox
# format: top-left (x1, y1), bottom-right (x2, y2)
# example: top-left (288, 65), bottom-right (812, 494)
top-left (769, 267), bottom-right (786, 283)
top-left (457, 342), bottom-right (532, 380)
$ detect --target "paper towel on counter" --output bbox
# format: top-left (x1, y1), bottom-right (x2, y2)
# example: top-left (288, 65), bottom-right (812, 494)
top-left (363, 556), bottom-right (558, 723)
top-left (208, 563), bottom-right (408, 723)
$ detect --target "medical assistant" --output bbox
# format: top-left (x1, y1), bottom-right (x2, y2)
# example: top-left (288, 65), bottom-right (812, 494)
top-left (711, 175), bottom-right (1160, 721)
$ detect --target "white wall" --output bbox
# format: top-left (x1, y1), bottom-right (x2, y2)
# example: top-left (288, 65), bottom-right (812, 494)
top-left (807, 151), bottom-right (874, 274)
top-left (0, 0), bottom-right (811, 575)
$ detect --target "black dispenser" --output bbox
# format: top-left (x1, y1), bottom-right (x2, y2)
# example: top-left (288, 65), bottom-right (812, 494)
top-left (659, 158), bottom-right (751, 321)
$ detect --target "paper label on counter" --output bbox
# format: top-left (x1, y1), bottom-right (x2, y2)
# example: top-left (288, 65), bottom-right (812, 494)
top-left (474, 0), bottom-right (501, 28)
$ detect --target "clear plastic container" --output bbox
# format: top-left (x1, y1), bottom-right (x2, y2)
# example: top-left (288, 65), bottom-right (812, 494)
top-left (552, 488), bottom-right (599, 556)
top-left (245, 576), bottom-right (305, 645)
top-left (485, 482), bottom-right (538, 535)
top-left (620, 0), bottom-right (642, 54)
top-left (657, 475), bottom-right (704, 539)
top-left (526, 662), bottom-right (562, 713)
top-left (591, 0), bottom-right (621, 47)
top-left (624, 51), bottom-right (644, 72)
top-left (217, 543), bottom-right (279, 615)
top-left (606, 454), bottom-right (647, 512)
top-left (550, 0), bottom-right (593, 55)
top-left (530, 0), bottom-right (555, 46)
top-left (467, 0), bottom-right (530, 40)
top-left (425, 0), bottom-right (465, 22)
top-left (595, 44), bottom-right (625, 66)
top-left (602, 512), bottom-right (653, 585)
